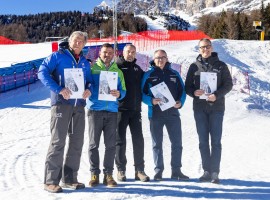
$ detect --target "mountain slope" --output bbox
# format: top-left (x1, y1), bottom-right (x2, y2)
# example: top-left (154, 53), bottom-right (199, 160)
top-left (115, 0), bottom-right (270, 15)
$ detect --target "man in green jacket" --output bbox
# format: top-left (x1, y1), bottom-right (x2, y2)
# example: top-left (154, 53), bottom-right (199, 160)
top-left (86, 43), bottom-right (126, 187)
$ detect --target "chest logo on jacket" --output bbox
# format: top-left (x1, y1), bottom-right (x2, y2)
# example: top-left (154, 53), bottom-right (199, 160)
top-left (170, 77), bottom-right (177, 83)
top-left (212, 67), bottom-right (222, 73)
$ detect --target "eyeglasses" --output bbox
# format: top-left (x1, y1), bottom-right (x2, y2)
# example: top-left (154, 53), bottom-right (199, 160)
top-left (199, 45), bottom-right (212, 50)
top-left (154, 56), bottom-right (167, 60)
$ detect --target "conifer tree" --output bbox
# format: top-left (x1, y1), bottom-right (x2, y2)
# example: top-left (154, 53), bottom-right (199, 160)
top-left (212, 10), bottom-right (228, 39)
top-left (235, 12), bottom-right (243, 40)
top-left (226, 12), bottom-right (238, 39)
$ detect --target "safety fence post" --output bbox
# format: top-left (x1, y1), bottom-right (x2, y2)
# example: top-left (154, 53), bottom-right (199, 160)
top-left (245, 71), bottom-right (250, 95)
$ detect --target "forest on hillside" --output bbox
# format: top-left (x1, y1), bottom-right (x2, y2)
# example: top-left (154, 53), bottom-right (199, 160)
top-left (0, 10), bottom-right (148, 43)
top-left (197, 2), bottom-right (270, 40)
top-left (1, 2), bottom-right (270, 42)
top-left (0, 8), bottom-right (190, 43)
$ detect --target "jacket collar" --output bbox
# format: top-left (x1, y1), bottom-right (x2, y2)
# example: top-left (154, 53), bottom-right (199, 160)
top-left (197, 52), bottom-right (219, 64)
top-left (196, 52), bottom-right (220, 72)
top-left (96, 57), bottom-right (117, 70)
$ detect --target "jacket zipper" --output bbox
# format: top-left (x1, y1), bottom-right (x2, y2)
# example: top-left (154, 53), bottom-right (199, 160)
top-left (72, 60), bottom-right (78, 107)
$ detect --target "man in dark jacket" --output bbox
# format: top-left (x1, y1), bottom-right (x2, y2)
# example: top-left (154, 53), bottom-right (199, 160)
top-left (142, 49), bottom-right (189, 181)
top-left (185, 38), bottom-right (233, 184)
top-left (38, 31), bottom-right (93, 193)
top-left (115, 44), bottom-right (150, 182)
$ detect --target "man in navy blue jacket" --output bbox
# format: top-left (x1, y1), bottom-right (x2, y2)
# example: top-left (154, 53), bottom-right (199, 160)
top-left (142, 49), bottom-right (189, 181)
top-left (38, 31), bottom-right (93, 193)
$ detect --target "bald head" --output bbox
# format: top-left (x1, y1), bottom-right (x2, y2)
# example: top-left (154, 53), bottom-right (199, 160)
top-left (123, 44), bottom-right (136, 62)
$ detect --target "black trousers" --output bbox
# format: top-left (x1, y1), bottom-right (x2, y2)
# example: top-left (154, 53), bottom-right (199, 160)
top-left (115, 110), bottom-right (145, 172)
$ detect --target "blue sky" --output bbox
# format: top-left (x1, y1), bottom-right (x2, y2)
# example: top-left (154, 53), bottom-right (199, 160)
top-left (0, 0), bottom-right (104, 15)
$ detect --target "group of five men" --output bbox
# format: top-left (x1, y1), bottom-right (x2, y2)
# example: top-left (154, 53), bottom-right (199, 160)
top-left (38, 31), bottom-right (232, 193)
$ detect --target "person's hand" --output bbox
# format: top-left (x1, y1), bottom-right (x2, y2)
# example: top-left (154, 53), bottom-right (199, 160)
top-left (60, 88), bottom-right (72, 100)
top-left (110, 89), bottom-right (120, 98)
top-left (82, 89), bottom-right (91, 99)
top-left (194, 89), bottom-right (205, 97)
top-left (174, 101), bottom-right (182, 108)
top-left (207, 94), bottom-right (217, 102)
top-left (152, 98), bottom-right (161, 105)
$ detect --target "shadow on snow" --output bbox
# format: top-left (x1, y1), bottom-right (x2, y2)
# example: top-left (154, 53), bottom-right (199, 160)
top-left (62, 179), bottom-right (270, 199)
top-left (212, 40), bottom-right (270, 112)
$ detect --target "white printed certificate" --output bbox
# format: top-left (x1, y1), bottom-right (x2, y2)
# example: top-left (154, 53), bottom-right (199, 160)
top-left (200, 72), bottom-right (217, 99)
top-left (150, 81), bottom-right (176, 111)
top-left (64, 68), bottom-right (84, 99)
top-left (98, 71), bottom-right (118, 101)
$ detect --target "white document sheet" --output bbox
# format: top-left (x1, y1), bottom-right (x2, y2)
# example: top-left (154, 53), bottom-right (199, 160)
top-left (64, 68), bottom-right (84, 99)
top-left (98, 71), bottom-right (118, 101)
top-left (150, 81), bottom-right (176, 111)
top-left (200, 72), bottom-right (217, 99)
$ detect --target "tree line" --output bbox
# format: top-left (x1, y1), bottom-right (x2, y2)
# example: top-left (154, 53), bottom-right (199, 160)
top-left (197, 2), bottom-right (270, 40)
top-left (0, 10), bottom-right (147, 43)
top-left (2, 3), bottom-right (270, 42)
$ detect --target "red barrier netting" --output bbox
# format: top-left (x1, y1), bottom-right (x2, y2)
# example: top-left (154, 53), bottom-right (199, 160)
top-left (88, 30), bottom-right (210, 42)
top-left (1, 30), bottom-right (210, 45)
top-left (88, 30), bottom-right (211, 51)
top-left (0, 36), bottom-right (30, 45)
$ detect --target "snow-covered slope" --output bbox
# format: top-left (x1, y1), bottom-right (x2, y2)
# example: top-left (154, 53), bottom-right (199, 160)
top-left (0, 38), bottom-right (270, 200)
top-left (136, 15), bottom-right (167, 30)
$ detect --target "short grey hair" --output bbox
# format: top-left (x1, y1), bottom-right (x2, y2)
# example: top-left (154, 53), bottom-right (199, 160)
top-left (198, 38), bottom-right (212, 46)
top-left (123, 44), bottom-right (136, 51)
top-left (153, 49), bottom-right (167, 57)
top-left (68, 31), bottom-right (88, 44)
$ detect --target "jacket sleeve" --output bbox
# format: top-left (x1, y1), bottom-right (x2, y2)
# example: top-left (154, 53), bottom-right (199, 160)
top-left (185, 63), bottom-right (197, 98)
top-left (117, 69), bottom-right (126, 100)
top-left (214, 63), bottom-right (233, 99)
top-left (178, 74), bottom-right (186, 107)
top-left (141, 71), bottom-right (153, 106)
top-left (84, 60), bottom-right (94, 93)
top-left (38, 53), bottom-right (63, 94)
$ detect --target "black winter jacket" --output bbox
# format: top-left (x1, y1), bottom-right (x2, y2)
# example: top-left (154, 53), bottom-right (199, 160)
top-left (185, 52), bottom-right (233, 111)
top-left (116, 56), bottom-right (144, 112)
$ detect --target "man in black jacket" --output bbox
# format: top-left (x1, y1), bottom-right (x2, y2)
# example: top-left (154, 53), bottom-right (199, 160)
top-left (185, 38), bottom-right (233, 184)
top-left (115, 44), bottom-right (150, 182)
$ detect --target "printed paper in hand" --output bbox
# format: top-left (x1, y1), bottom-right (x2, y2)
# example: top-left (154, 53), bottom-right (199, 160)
top-left (64, 68), bottom-right (84, 99)
top-left (150, 81), bottom-right (176, 111)
top-left (98, 71), bottom-right (118, 101)
top-left (200, 72), bottom-right (217, 99)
